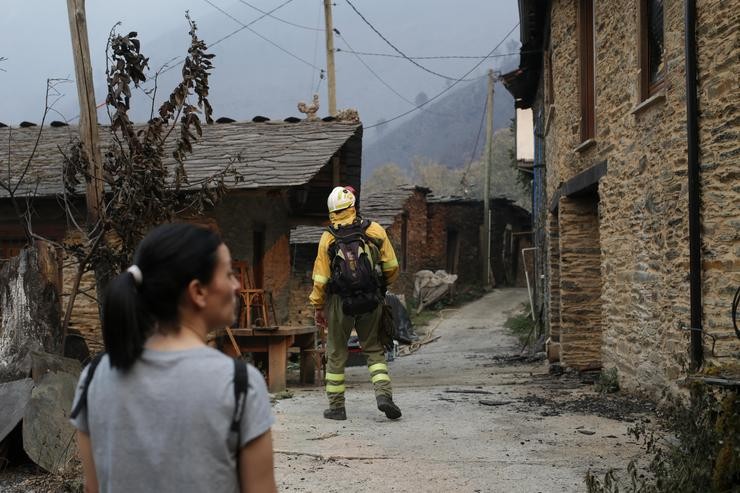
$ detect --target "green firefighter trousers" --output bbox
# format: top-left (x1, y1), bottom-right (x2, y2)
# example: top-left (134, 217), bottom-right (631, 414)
top-left (325, 294), bottom-right (393, 409)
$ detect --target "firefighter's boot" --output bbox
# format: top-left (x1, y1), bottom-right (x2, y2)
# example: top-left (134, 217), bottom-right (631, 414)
top-left (376, 395), bottom-right (402, 420)
top-left (323, 407), bottom-right (347, 420)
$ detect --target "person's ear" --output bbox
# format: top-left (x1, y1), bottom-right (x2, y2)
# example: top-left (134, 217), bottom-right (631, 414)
top-left (186, 279), bottom-right (208, 310)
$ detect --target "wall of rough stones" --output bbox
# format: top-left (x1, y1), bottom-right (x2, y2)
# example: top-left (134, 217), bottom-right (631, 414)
top-left (211, 191), bottom-right (294, 324)
top-left (385, 190), bottom-right (430, 302)
top-left (427, 202), bottom-right (484, 288)
top-left (694, 0), bottom-right (740, 367)
top-left (558, 195), bottom-right (603, 370)
top-left (540, 0), bottom-right (739, 395)
top-left (547, 212), bottom-right (561, 357)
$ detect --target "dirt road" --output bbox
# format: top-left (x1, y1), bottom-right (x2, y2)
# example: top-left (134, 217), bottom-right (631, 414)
top-left (272, 289), bottom-right (651, 492)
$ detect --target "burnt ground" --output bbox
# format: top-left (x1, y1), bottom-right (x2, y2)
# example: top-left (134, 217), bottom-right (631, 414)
top-left (1, 289), bottom-right (660, 492)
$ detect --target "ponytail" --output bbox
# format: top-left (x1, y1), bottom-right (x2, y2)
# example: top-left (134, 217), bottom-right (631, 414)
top-left (101, 223), bottom-right (222, 370)
top-left (102, 270), bottom-right (152, 370)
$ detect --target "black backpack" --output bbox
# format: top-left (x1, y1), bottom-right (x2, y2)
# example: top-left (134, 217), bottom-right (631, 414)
top-left (70, 353), bottom-right (249, 451)
top-left (327, 218), bottom-right (384, 316)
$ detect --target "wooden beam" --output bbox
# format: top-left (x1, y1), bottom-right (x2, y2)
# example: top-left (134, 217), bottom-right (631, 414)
top-left (66, 0), bottom-right (104, 225)
top-left (549, 160), bottom-right (607, 212)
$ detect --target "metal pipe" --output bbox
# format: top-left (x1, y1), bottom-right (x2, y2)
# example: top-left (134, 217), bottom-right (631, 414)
top-left (521, 247), bottom-right (537, 320)
top-left (684, 0), bottom-right (703, 369)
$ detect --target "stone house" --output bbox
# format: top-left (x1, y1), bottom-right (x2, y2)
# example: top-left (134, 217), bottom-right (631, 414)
top-left (0, 119), bottom-right (363, 351)
top-left (428, 195), bottom-right (533, 290)
top-left (503, 0), bottom-right (739, 395)
top-left (287, 186), bottom-right (532, 324)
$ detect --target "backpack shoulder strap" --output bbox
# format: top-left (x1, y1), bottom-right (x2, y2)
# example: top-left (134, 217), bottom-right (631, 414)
top-left (231, 358), bottom-right (249, 443)
top-left (69, 352), bottom-right (106, 419)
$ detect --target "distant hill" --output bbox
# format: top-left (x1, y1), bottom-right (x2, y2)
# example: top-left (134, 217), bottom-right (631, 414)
top-left (362, 77), bottom-right (515, 177)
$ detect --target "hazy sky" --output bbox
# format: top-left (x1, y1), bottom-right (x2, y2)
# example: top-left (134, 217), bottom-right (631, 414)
top-left (0, 0), bottom-right (519, 131)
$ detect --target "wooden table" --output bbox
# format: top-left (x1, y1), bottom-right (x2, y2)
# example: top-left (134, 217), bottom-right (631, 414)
top-left (209, 326), bottom-right (318, 393)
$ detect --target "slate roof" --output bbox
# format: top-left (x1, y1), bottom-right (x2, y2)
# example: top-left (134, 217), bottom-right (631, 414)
top-left (0, 120), bottom-right (362, 199)
top-left (289, 184), bottom-right (429, 245)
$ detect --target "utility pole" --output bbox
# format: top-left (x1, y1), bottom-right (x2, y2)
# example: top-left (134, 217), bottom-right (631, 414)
top-left (481, 69), bottom-right (495, 286)
top-left (66, 0), bottom-right (104, 225)
top-left (323, 0), bottom-right (337, 116)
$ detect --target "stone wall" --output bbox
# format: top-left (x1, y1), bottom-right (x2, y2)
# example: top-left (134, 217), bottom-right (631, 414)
top-left (427, 202), bottom-right (484, 288)
top-left (211, 191), bottom-right (295, 324)
top-left (547, 211), bottom-right (561, 360)
top-left (558, 195), bottom-right (603, 370)
top-left (539, 0), bottom-right (739, 395)
top-left (386, 190), bottom-right (430, 302)
top-left (694, 0), bottom-right (740, 367)
top-left (287, 243), bottom-right (316, 326)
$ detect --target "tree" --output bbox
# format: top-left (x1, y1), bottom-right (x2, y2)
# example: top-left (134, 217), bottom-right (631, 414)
top-left (363, 163), bottom-right (409, 195)
top-left (410, 158), bottom-right (462, 196)
top-left (414, 91), bottom-right (429, 107)
top-left (60, 16), bottom-right (240, 332)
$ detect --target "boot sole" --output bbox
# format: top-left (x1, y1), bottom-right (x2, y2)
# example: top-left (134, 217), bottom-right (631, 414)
top-left (323, 411), bottom-right (347, 421)
top-left (378, 403), bottom-right (402, 420)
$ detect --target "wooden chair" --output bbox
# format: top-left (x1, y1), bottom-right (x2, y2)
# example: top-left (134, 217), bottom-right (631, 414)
top-left (232, 260), bottom-right (276, 329)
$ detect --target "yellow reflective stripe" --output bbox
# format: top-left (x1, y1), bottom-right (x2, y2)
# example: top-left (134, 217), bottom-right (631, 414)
top-left (326, 384), bottom-right (346, 393)
top-left (368, 363), bottom-right (388, 373)
top-left (312, 274), bottom-right (329, 284)
top-left (371, 373), bottom-right (391, 384)
top-left (383, 258), bottom-right (399, 269)
top-left (325, 372), bottom-right (345, 381)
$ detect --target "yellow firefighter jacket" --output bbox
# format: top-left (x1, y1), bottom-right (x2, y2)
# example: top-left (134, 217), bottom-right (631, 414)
top-left (309, 207), bottom-right (399, 307)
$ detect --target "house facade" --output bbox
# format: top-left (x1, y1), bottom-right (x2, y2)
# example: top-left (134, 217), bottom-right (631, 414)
top-left (504, 0), bottom-right (739, 396)
top-left (0, 119), bottom-right (363, 352)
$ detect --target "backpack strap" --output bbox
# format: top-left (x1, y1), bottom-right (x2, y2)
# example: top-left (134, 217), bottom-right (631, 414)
top-left (231, 358), bottom-right (249, 448)
top-left (69, 352), bottom-right (106, 420)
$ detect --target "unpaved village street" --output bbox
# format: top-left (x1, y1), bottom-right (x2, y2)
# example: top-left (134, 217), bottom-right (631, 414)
top-left (272, 289), bottom-right (652, 493)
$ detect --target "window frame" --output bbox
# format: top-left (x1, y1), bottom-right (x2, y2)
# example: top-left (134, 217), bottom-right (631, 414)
top-left (639, 0), bottom-right (666, 100)
top-left (578, 0), bottom-right (596, 143)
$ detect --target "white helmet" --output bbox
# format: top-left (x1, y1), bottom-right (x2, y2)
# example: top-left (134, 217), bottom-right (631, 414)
top-left (327, 186), bottom-right (356, 213)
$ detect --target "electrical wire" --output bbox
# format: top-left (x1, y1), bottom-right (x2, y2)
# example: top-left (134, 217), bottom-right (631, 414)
top-left (336, 49), bottom-right (529, 60)
top-left (458, 93), bottom-right (487, 194)
top-left (344, 0), bottom-right (478, 82)
top-left (334, 32), bottom-right (450, 118)
top-left (202, 0), bottom-right (322, 71)
top-left (234, 0), bottom-right (323, 31)
top-left (155, 0), bottom-right (299, 79)
top-left (309, 1), bottom-right (324, 96)
top-left (364, 21), bottom-right (520, 130)
top-left (208, 0), bottom-right (297, 49)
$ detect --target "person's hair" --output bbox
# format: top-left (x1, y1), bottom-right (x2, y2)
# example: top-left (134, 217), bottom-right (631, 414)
top-left (102, 223), bottom-right (223, 370)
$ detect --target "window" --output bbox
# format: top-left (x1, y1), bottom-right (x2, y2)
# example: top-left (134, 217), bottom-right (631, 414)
top-left (578, 0), bottom-right (595, 142)
top-left (640, 0), bottom-right (665, 99)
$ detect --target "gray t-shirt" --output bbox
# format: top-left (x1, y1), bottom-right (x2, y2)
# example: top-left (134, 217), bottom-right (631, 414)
top-left (70, 347), bottom-right (274, 493)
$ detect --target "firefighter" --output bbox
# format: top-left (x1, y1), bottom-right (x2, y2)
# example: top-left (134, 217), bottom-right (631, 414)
top-left (310, 186), bottom-right (402, 420)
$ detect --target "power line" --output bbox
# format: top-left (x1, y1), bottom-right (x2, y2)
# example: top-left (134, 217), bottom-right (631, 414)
top-left (459, 94), bottom-right (487, 194)
top-left (309, 1), bottom-right (324, 95)
top-left (235, 0), bottom-right (323, 31)
top-left (364, 22), bottom-right (520, 130)
top-left (202, 0), bottom-right (322, 71)
top-left (335, 32), bottom-right (452, 119)
top-left (156, 0), bottom-right (299, 79)
top-left (336, 49), bottom-right (532, 60)
top-left (343, 0), bottom-right (477, 82)
top-left (209, 0), bottom-right (297, 49)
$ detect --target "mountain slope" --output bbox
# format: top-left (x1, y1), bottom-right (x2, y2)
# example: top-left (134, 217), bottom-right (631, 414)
top-left (362, 77), bottom-right (514, 176)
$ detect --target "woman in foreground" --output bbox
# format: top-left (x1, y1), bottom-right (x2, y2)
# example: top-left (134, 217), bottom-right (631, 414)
top-left (70, 223), bottom-right (277, 492)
